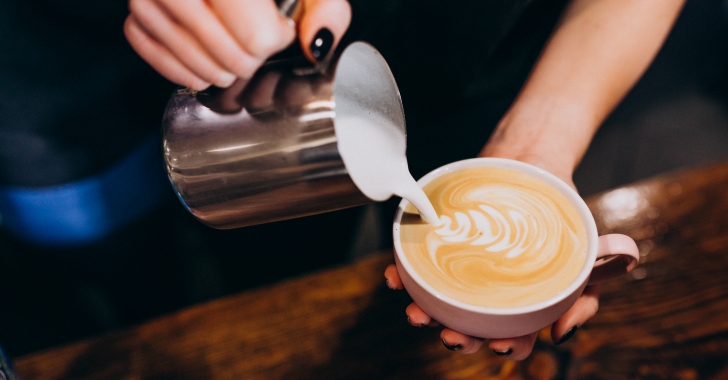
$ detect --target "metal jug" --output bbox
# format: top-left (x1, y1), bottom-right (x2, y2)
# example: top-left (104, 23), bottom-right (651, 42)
top-left (162, 41), bottom-right (406, 229)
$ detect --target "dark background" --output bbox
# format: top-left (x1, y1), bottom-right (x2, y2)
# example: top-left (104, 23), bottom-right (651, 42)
top-left (0, 0), bottom-right (727, 358)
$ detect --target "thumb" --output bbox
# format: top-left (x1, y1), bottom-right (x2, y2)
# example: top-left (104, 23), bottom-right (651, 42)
top-left (298, 0), bottom-right (352, 63)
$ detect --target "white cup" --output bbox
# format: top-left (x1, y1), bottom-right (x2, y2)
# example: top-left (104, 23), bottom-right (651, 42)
top-left (392, 158), bottom-right (639, 339)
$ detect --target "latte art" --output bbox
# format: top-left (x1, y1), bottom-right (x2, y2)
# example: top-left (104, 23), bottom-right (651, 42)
top-left (400, 167), bottom-right (587, 308)
top-left (433, 185), bottom-right (577, 262)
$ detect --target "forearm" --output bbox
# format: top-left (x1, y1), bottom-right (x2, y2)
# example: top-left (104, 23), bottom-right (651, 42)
top-left (482, 0), bottom-right (685, 179)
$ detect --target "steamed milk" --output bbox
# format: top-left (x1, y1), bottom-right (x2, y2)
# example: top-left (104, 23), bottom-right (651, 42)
top-left (400, 167), bottom-right (588, 309)
top-left (336, 115), bottom-right (586, 308)
top-left (335, 115), bottom-right (440, 225)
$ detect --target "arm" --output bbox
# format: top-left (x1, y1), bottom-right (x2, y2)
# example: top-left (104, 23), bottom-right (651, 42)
top-left (482, 0), bottom-right (685, 182)
top-left (387, 0), bottom-right (685, 360)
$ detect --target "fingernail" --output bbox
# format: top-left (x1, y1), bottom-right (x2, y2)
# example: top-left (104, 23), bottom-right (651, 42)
top-left (310, 28), bottom-right (333, 62)
top-left (407, 317), bottom-right (423, 327)
top-left (217, 72), bottom-right (237, 88)
top-left (385, 278), bottom-right (395, 290)
top-left (493, 348), bottom-right (513, 356)
top-left (190, 80), bottom-right (211, 92)
top-left (442, 339), bottom-right (462, 351)
top-left (555, 326), bottom-right (578, 345)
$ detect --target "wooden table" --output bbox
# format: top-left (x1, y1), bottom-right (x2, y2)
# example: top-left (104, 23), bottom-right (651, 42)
top-left (14, 162), bottom-right (728, 379)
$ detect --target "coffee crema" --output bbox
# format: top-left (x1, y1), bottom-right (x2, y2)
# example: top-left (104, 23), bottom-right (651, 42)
top-left (400, 167), bottom-right (588, 308)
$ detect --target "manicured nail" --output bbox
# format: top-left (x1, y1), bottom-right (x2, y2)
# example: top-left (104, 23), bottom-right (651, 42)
top-left (442, 339), bottom-right (462, 351)
top-left (493, 348), bottom-right (513, 356)
top-left (191, 80), bottom-right (211, 92)
top-left (407, 317), bottom-right (423, 327)
top-left (555, 326), bottom-right (578, 345)
top-left (217, 72), bottom-right (237, 88)
top-left (310, 28), bottom-right (333, 62)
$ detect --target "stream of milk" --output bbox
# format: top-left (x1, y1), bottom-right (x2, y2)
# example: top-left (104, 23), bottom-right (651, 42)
top-left (335, 115), bottom-right (441, 226)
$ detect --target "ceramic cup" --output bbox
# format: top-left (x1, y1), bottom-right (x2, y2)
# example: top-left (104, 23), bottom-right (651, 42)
top-left (392, 158), bottom-right (640, 339)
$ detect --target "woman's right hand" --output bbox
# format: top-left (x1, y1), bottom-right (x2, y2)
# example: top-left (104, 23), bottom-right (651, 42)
top-left (124, 0), bottom-right (352, 90)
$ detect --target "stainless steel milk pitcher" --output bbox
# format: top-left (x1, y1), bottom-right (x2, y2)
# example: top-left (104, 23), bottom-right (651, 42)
top-left (162, 42), bottom-right (407, 229)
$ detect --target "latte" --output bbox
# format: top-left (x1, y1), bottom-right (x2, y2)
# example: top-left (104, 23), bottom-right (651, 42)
top-left (400, 167), bottom-right (587, 309)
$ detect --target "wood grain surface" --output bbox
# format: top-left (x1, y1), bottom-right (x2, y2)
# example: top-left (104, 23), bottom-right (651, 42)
top-left (14, 162), bottom-right (728, 379)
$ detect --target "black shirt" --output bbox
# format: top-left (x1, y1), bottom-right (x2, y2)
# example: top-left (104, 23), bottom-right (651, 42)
top-left (347, 0), bottom-right (568, 176)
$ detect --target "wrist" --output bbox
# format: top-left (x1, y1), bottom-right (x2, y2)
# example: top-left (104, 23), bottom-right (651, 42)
top-left (480, 101), bottom-right (599, 185)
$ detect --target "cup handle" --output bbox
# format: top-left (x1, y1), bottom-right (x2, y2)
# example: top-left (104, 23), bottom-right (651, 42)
top-left (587, 234), bottom-right (640, 285)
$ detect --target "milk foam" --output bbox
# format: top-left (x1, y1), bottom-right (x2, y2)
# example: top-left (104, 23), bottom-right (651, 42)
top-left (400, 167), bottom-right (588, 308)
top-left (433, 185), bottom-right (571, 260)
top-left (335, 115), bottom-right (440, 225)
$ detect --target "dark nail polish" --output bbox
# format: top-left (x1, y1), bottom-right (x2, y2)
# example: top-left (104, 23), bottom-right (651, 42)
top-left (442, 339), bottom-right (462, 351)
top-left (310, 28), bottom-right (333, 62)
top-left (555, 326), bottom-right (578, 345)
top-left (493, 348), bottom-right (513, 356)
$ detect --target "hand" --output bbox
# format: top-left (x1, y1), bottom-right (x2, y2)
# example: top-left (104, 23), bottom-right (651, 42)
top-left (386, 263), bottom-right (599, 359)
top-left (383, 144), bottom-right (601, 360)
top-left (124, 0), bottom-right (352, 90)
top-left (382, 0), bottom-right (683, 361)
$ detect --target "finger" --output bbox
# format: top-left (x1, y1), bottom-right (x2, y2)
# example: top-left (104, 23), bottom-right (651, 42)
top-left (277, 77), bottom-right (315, 108)
top-left (406, 303), bottom-right (439, 327)
top-left (299, 0), bottom-right (352, 62)
top-left (124, 16), bottom-right (210, 90)
top-left (551, 284), bottom-right (601, 345)
top-left (210, 0), bottom-right (295, 59)
top-left (155, 0), bottom-right (263, 79)
top-left (242, 71), bottom-right (281, 110)
top-left (405, 302), bottom-right (431, 327)
top-left (487, 332), bottom-right (538, 361)
top-left (202, 78), bottom-right (249, 114)
top-left (384, 264), bottom-right (403, 290)
top-left (127, 0), bottom-right (236, 88)
top-left (441, 329), bottom-right (484, 355)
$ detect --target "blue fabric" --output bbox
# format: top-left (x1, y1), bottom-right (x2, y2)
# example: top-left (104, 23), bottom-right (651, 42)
top-left (0, 344), bottom-right (18, 380)
top-left (0, 135), bottom-right (169, 246)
